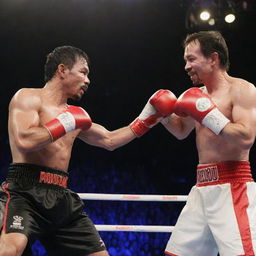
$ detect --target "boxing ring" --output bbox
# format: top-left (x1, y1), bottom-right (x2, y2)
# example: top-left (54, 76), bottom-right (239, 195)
top-left (78, 193), bottom-right (188, 233)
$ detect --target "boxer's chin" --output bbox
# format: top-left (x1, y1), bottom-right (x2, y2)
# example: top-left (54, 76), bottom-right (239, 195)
top-left (191, 75), bottom-right (202, 85)
top-left (71, 94), bottom-right (82, 101)
top-left (192, 79), bottom-right (202, 85)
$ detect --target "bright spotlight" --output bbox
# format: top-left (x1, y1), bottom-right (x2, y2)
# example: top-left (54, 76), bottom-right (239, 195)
top-left (200, 10), bottom-right (211, 21)
top-left (208, 18), bottom-right (215, 26)
top-left (185, 0), bottom-right (239, 30)
top-left (225, 13), bottom-right (236, 23)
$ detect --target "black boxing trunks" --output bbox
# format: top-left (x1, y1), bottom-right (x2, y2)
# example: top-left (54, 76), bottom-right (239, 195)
top-left (1, 163), bottom-right (106, 256)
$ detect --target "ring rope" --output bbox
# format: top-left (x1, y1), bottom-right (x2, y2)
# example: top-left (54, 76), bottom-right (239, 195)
top-left (79, 193), bottom-right (187, 233)
top-left (78, 193), bottom-right (188, 202)
top-left (95, 225), bottom-right (174, 233)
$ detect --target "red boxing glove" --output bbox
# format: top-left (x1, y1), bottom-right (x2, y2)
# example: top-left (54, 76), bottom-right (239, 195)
top-left (130, 89), bottom-right (177, 137)
top-left (44, 106), bottom-right (92, 141)
top-left (174, 87), bottom-right (230, 135)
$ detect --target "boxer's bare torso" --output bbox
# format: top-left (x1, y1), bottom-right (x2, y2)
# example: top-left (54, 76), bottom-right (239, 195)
top-left (163, 39), bottom-right (256, 164)
top-left (9, 88), bottom-right (78, 171)
top-left (196, 79), bottom-right (256, 164)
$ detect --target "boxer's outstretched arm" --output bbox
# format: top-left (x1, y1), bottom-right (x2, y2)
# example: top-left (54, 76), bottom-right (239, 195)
top-left (8, 89), bottom-right (52, 152)
top-left (78, 123), bottom-right (136, 151)
top-left (78, 89), bottom-right (177, 150)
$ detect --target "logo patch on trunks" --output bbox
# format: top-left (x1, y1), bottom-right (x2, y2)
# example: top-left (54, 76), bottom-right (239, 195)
top-left (39, 171), bottom-right (68, 187)
top-left (10, 215), bottom-right (24, 230)
top-left (197, 166), bottom-right (219, 184)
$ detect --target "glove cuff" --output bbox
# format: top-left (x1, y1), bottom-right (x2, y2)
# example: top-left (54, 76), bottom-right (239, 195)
top-left (129, 119), bottom-right (149, 137)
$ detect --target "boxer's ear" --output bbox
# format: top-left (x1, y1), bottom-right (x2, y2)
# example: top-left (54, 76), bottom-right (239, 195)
top-left (57, 64), bottom-right (68, 79)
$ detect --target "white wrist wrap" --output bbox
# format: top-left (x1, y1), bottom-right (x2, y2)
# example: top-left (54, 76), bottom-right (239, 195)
top-left (202, 108), bottom-right (230, 135)
top-left (138, 102), bottom-right (157, 120)
top-left (57, 112), bottom-right (76, 133)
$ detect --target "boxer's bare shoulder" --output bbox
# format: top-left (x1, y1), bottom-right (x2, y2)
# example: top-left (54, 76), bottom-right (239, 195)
top-left (228, 76), bottom-right (254, 91)
top-left (9, 88), bottom-right (42, 112)
top-left (228, 77), bottom-right (256, 105)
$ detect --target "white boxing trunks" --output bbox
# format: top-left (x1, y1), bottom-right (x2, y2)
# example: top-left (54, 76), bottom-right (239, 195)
top-left (165, 161), bottom-right (256, 256)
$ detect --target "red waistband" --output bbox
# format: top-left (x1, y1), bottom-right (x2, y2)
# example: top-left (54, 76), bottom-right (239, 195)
top-left (196, 161), bottom-right (253, 186)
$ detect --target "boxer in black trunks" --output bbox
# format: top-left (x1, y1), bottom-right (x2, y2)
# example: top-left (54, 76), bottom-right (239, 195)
top-left (0, 45), bottom-right (177, 256)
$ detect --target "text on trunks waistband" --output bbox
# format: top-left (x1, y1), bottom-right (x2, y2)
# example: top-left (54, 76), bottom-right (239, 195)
top-left (39, 171), bottom-right (68, 188)
top-left (197, 166), bottom-right (218, 184)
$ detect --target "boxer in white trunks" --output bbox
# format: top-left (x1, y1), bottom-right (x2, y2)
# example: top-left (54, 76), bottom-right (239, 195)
top-left (162, 31), bottom-right (256, 256)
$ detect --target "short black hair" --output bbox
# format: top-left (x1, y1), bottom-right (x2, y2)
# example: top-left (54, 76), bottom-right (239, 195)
top-left (44, 45), bottom-right (90, 82)
top-left (184, 31), bottom-right (230, 71)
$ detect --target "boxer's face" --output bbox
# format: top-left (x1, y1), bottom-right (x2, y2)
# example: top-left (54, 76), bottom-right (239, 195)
top-left (64, 58), bottom-right (90, 101)
top-left (184, 40), bottom-right (213, 85)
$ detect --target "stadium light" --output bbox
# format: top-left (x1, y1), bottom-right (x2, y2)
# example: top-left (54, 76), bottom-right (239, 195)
top-left (224, 13), bottom-right (236, 23)
top-left (199, 10), bottom-right (211, 21)
top-left (185, 0), bottom-right (238, 30)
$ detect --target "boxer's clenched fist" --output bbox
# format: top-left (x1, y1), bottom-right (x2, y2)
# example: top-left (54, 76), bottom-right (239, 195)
top-left (130, 89), bottom-right (177, 137)
top-left (44, 105), bottom-right (92, 141)
top-left (175, 87), bottom-right (230, 135)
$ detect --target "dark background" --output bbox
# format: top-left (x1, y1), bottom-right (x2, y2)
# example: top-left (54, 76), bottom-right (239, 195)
top-left (0, 0), bottom-right (256, 255)
top-left (1, 0), bottom-right (256, 187)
